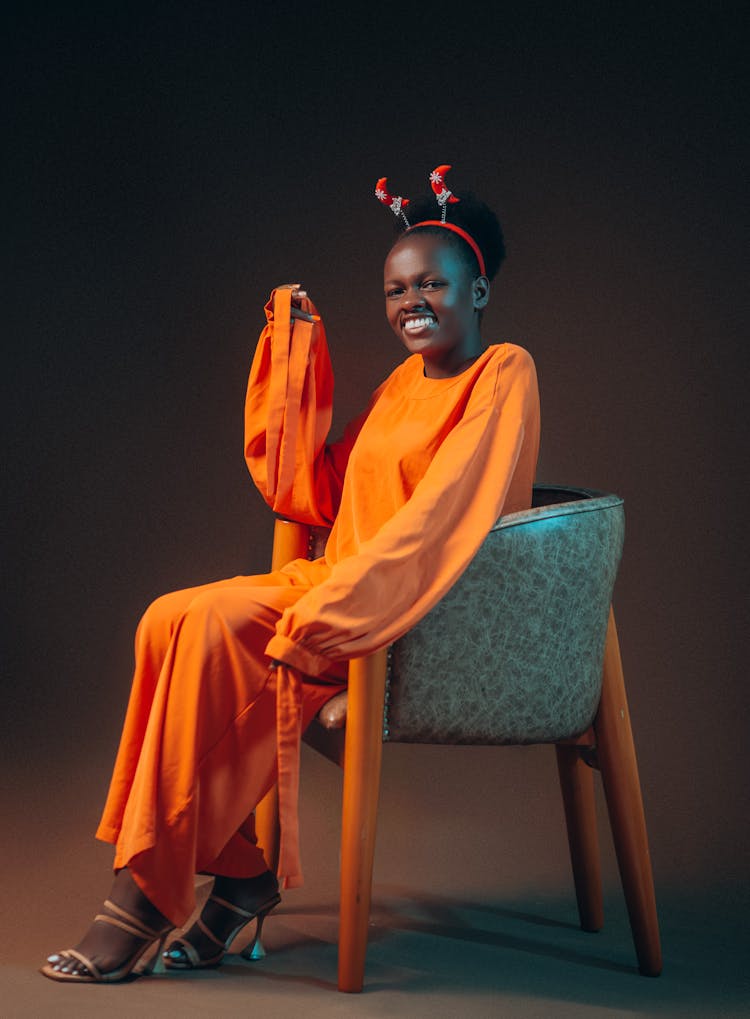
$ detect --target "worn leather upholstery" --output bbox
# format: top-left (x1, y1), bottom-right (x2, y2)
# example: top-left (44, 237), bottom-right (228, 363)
top-left (384, 486), bottom-right (625, 745)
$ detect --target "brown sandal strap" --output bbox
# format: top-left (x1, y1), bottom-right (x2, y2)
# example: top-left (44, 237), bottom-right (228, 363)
top-left (94, 913), bottom-right (152, 941)
top-left (195, 916), bottom-right (227, 948)
top-left (101, 899), bottom-right (165, 939)
top-left (207, 894), bottom-right (256, 919)
top-left (58, 948), bottom-right (102, 980)
top-left (165, 936), bottom-right (202, 967)
top-left (188, 892), bottom-right (279, 950)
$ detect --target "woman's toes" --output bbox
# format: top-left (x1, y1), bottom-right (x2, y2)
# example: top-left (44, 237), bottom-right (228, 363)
top-left (50, 954), bottom-right (88, 976)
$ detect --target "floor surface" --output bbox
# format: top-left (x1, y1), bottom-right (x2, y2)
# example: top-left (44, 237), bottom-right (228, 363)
top-left (3, 746), bottom-right (748, 1018)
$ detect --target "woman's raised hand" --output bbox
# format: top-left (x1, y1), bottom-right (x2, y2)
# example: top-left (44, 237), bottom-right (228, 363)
top-left (274, 283), bottom-right (317, 322)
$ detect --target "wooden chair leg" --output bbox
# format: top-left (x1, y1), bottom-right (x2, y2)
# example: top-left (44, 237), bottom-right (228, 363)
top-left (253, 518), bottom-right (311, 874)
top-left (338, 648), bottom-right (388, 993)
top-left (255, 785), bottom-right (280, 874)
top-left (271, 517), bottom-right (311, 570)
top-left (595, 609), bottom-right (662, 976)
top-left (555, 743), bottom-right (604, 932)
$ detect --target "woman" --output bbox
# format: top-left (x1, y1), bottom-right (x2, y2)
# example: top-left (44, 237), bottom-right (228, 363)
top-left (41, 182), bottom-right (540, 982)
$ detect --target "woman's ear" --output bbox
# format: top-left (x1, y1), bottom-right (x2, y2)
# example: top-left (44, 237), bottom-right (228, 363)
top-left (472, 275), bottom-right (490, 310)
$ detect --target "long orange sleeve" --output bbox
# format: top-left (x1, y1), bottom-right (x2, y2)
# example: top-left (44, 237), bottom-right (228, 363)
top-left (244, 287), bottom-right (371, 526)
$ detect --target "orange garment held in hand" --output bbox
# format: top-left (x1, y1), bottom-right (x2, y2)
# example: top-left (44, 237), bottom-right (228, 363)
top-left (96, 286), bottom-right (539, 915)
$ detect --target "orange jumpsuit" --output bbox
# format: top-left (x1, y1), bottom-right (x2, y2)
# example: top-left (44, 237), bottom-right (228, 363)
top-left (96, 287), bottom-right (541, 924)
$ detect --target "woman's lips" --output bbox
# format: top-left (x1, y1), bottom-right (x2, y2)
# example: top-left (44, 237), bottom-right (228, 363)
top-left (403, 315), bottom-right (437, 335)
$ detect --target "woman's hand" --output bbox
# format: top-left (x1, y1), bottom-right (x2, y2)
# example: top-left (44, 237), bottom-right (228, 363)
top-left (276, 282), bottom-right (305, 301)
top-left (276, 283), bottom-right (319, 323)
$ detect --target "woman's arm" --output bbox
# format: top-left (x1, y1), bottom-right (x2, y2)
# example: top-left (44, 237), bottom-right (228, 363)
top-left (244, 286), bottom-right (363, 526)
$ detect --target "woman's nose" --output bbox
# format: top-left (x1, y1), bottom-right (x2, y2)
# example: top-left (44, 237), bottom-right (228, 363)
top-left (403, 287), bottom-right (426, 309)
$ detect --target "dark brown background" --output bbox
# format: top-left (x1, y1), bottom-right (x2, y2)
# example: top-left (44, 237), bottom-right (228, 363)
top-left (3, 3), bottom-right (748, 1009)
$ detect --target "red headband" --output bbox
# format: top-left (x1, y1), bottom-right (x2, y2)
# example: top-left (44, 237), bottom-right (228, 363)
top-left (408, 220), bottom-right (486, 276)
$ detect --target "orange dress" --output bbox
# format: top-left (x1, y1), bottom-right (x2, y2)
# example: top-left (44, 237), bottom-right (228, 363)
top-left (96, 287), bottom-right (540, 923)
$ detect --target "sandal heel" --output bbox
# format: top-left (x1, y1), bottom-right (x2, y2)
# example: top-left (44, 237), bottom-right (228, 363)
top-left (139, 931), bottom-right (171, 976)
top-left (241, 903), bottom-right (276, 961)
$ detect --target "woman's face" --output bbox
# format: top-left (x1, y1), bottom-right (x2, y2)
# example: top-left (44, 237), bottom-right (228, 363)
top-left (383, 233), bottom-right (489, 378)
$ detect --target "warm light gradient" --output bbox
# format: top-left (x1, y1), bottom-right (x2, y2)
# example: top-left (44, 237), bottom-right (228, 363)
top-left (3, 4), bottom-right (747, 1014)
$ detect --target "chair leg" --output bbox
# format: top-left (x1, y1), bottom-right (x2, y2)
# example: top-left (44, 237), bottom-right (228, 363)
top-left (555, 744), bottom-right (604, 932)
top-left (253, 519), bottom-right (311, 876)
top-left (595, 609), bottom-right (662, 976)
top-left (338, 648), bottom-right (388, 993)
top-left (271, 518), bottom-right (311, 570)
top-left (255, 785), bottom-right (280, 874)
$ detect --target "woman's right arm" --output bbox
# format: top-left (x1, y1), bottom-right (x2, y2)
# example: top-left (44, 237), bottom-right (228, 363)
top-left (244, 285), bottom-right (361, 526)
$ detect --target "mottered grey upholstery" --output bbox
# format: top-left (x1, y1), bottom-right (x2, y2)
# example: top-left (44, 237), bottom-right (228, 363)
top-left (384, 486), bottom-right (625, 745)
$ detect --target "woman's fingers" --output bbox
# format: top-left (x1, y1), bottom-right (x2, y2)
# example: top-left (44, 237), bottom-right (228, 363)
top-left (276, 283), bottom-right (307, 301)
top-left (290, 306), bottom-right (319, 322)
top-left (273, 284), bottom-right (317, 320)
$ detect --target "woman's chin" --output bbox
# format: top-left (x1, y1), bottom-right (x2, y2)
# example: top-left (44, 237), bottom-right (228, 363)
top-left (401, 331), bottom-right (441, 354)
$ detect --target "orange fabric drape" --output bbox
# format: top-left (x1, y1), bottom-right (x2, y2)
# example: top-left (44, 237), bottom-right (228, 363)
top-left (96, 573), bottom-right (346, 920)
top-left (98, 287), bottom-right (540, 914)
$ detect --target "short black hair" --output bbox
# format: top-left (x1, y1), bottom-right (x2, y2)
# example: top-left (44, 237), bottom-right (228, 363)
top-left (390, 191), bottom-right (506, 280)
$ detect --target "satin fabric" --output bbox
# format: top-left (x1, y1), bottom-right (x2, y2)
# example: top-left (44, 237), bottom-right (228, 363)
top-left (97, 287), bottom-right (540, 918)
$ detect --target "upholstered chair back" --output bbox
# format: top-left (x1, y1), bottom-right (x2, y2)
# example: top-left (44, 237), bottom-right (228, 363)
top-left (385, 486), bottom-right (625, 745)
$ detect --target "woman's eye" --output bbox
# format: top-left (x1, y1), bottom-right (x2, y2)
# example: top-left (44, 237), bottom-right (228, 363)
top-left (422, 280), bottom-right (443, 289)
top-left (385, 288), bottom-right (403, 298)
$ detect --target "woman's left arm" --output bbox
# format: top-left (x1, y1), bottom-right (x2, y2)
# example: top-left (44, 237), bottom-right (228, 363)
top-left (244, 287), bottom-right (363, 526)
top-left (266, 345), bottom-right (541, 674)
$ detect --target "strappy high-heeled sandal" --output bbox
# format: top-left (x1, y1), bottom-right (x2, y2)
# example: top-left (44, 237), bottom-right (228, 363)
top-left (163, 888), bottom-right (281, 969)
top-left (40, 900), bottom-right (173, 983)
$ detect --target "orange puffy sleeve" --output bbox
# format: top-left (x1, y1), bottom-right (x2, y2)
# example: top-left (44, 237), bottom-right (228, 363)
top-left (244, 287), bottom-right (363, 526)
top-left (265, 345), bottom-right (541, 675)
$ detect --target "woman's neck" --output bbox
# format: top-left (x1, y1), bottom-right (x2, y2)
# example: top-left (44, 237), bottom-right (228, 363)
top-left (421, 341), bottom-right (487, 379)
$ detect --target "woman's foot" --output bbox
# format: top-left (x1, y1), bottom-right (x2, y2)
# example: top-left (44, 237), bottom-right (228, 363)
top-left (41, 869), bottom-right (172, 982)
top-left (163, 870), bottom-right (280, 969)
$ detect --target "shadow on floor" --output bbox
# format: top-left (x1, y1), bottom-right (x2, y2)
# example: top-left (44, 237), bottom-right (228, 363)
top-left (4, 882), bottom-right (750, 1018)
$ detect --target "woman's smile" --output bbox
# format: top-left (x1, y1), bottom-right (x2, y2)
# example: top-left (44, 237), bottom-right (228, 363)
top-left (402, 313), bottom-right (438, 337)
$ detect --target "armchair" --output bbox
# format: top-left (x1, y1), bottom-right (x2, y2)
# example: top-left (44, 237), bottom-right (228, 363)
top-left (256, 484), bottom-right (661, 990)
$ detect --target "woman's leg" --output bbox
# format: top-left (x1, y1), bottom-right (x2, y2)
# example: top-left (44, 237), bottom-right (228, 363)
top-left (97, 575), bottom-right (282, 845)
top-left (161, 671), bottom-right (342, 969)
top-left (45, 571), bottom-right (345, 980)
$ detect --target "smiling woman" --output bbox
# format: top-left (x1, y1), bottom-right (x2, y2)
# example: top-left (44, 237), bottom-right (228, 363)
top-left (382, 187), bottom-right (506, 375)
top-left (384, 233), bottom-right (490, 375)
top-left (41, 172), bottom-right (541, 986)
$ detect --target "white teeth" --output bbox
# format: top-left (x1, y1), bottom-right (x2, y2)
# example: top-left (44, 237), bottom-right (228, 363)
top-left (404, 317), bottom-right (436, 330)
